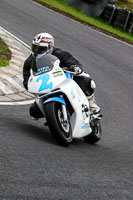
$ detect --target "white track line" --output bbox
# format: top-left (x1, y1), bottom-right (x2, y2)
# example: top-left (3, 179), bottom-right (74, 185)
top-left (0, 26), bottom-right (30, 49)
top-left (0, 99), bottom-right (34, 105)
top-left (0, 27), bottom-right (32, 105)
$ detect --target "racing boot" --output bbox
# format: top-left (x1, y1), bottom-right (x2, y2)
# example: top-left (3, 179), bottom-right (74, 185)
top-left (29, 102), bottom-right (43, 120)
top-left (87, 93), bottom-right (100, 114)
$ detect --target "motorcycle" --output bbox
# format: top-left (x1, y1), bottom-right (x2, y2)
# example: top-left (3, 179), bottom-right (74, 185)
top-left (28, 54), bottom-right (102, 146)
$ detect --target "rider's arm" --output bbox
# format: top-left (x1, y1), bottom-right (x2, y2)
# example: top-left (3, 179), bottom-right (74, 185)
top-left (53, 48), bottom-right (83, 71)
top-left (23, 54), bottom-right (33, 90)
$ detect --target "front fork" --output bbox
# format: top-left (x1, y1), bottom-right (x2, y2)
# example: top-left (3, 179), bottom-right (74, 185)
top-left (60, 95), bottom-right (68, 121)
top-left (61, 104), bottom-right (68, 121)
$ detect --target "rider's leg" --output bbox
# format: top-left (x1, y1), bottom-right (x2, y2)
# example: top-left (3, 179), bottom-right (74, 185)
top-left (74, 72), bottom-right (100, 114)
top-left (87, 93), bottom-right (100, 114)
top-left (29, 101), bottom-right (44, 119)
top-left (86, 78), bottom-right (100, 114)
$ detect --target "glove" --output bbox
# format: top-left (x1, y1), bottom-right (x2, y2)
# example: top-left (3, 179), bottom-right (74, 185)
top-left (69, 65), bottom-right (83, 75)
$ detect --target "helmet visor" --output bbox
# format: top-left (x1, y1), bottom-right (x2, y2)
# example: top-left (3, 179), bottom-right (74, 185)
top-left (32, 44), bottom-right (48, 55)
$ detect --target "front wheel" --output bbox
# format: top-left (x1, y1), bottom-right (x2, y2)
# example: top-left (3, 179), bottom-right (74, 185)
top-left (44, 102), bottom-right (72, 146)
top-left (84, 120), bottom-right (102, 144)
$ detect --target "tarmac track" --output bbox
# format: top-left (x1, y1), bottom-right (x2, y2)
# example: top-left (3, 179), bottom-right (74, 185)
top-left (0, 0), bottom-right (133, 199)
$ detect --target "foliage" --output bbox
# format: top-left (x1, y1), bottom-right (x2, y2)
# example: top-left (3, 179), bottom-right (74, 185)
top-left (82, 0), bottom-right (105, 3)
top-left (116, 0), bottom-right (133, 11)
top-left (0, 38), bottom-right (11, 67)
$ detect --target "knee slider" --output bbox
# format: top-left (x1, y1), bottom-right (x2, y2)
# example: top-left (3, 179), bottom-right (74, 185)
top-left (91, 80), bottom-right (96, 89)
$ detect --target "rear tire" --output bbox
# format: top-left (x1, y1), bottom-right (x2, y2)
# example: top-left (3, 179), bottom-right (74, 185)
top-left (44, 102), bottom-right (72, 146)
top-left (84, 120), bottom-right (102, 144)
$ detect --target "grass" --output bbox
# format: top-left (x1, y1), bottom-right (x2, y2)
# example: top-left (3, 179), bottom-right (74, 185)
top-left (34, 0), bottom-right (133, 45)
top-left (116, 0), bottom-right (133, 11)
top-left (0, 38), bottom-right (11, 67)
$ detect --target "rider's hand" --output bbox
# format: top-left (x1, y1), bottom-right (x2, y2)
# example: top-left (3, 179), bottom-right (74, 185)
top-left (69, 65), bottom-right (83, 75)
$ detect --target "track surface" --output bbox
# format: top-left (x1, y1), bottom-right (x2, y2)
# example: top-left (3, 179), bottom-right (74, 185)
top-left (0, 0), bottom-right (133, 199)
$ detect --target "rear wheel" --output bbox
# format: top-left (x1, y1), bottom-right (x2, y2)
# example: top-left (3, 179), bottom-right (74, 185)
top-left (44, 102), bottom-right (72, 146)
top-left (84, 120), bottom-right (102, 144)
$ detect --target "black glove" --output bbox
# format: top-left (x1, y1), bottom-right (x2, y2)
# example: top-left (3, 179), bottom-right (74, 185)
top-left (69, 65), bottom-right (83, 75)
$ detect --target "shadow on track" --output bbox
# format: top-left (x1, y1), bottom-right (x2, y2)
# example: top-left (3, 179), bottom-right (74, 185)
top-left (1, 112), bottom-right (57, 145)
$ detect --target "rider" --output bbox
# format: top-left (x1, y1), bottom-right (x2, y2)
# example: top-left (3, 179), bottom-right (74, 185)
top-left (23, 32), bottom-right (100, 119)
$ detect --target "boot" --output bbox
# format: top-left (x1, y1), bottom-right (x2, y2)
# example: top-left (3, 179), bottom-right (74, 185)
top-left (87, 94), bottom-right (100, 114)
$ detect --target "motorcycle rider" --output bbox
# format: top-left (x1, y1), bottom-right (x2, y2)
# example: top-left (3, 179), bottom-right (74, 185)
top-left (23, 32), bottom-right (100, 119)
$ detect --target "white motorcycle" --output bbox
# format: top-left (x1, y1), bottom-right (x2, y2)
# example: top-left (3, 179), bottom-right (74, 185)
top-left (28, 54), bottom-right (102, 146)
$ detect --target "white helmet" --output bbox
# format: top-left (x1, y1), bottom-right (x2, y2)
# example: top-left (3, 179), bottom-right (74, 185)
top-left (32, 33), bottom-right (54, 57)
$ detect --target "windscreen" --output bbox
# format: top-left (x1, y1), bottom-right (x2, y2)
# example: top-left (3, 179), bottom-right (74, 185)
top-left (32, 54), bottom-right (58, 76)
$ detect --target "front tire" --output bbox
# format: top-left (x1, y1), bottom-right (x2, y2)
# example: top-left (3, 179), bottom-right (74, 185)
top-left (84, 120), bottom-right (102, 144)
top-left (44, 102), bottom-right (72, 146)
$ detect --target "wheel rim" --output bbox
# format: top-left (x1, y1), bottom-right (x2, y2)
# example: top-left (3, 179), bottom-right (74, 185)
top-left (58, 109), bottom-right (70, 137)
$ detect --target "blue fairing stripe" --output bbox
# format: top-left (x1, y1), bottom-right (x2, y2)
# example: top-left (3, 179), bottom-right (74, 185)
top-left (65, 72), bottom-right (73, 79)
top-left (43, 97), bottom-right (66, 105)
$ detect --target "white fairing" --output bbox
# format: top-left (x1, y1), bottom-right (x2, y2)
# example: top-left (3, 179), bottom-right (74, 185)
top-left (28, 64), bottom-right (92, 138)
top-left (28, 59), bottom-right (66, 94)
top-left (28, 70), bottom-right (66, 94)
top-left (58, 78), bottom-right (91, 138)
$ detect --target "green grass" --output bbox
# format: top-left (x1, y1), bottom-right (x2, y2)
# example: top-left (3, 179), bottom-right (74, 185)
top-left (36, 0), bottom-right (133, 44)
top-left (116, 0), bottom-right (133, 11)
top-left (0, 38), bottom-right (11, 67)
